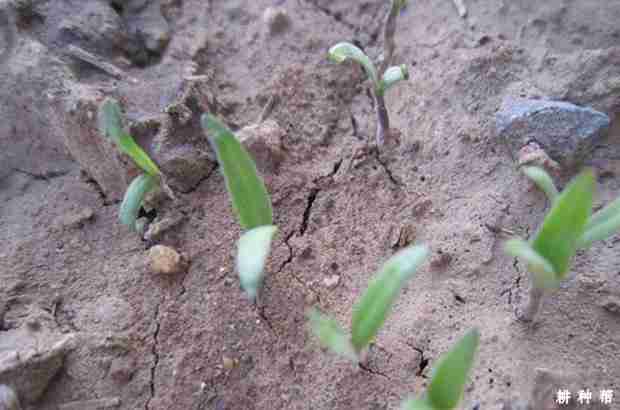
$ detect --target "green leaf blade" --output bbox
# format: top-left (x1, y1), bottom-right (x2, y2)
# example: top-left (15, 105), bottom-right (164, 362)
top-left (531, 169), bottom-right (594, 279)
top-left (521, 166), bottom-right (558, 203)
top-left (308, 308), bottom-right (358, 362)
top-left (427, 329), bottom-right (480, 410)
top-left (400, 398), bottom-right (434, 410)
top-left (98, 98), bottom-right (160, 176)
top-left (202, 114), bottom-right (273, 230)
top-left (119, 174), bottom-right (158, 231)
top-left (587, 196), bottom-right (620, 231)
top-left (579, 212), bottom-right (620, 249)
top-left (117, 133), bottom-right (161, 176)
top-left (350, 245), bottom-right (429, 353)
top-left (237, 225), bottom-right (278, 301)
top-left (328, 42), bottom-right (379, 87)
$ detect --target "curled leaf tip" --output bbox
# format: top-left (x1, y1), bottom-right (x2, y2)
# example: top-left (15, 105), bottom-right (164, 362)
top-left (328, 42), bottom-right (378, 86)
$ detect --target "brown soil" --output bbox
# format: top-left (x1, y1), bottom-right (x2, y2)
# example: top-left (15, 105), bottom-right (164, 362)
top-left (2, 1), bottom-right (620, 409)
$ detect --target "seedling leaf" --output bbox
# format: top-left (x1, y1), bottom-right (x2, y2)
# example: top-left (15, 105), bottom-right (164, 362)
top-left (350, 245), bottom-right (429, 353)
top-left (202, 114), bottom-right (273, 230)
top-left (579, 211), bottom-right (620, 249)
top-left (379, 64), bottom-right (409, 95)
top-left (308, 308), bottom-right (358, 362)
top-left (119, 174), bottom-right (158, 230)
top-left (98, 98), bottom-right (161, 177)
top-left (531, 169), bottom-right (594, 279)
top-left (504, 238), bottom-right (557, 289)
top-left (237, 225), bottom-right (278, 301)
top-left (586, 196), bottom-right (620, 231)
top-left (400, 398), bottom-right (434, 410)
top-left (522, 166), bottom-right (558, 203)
top-left (427, 329), bottom-right (480, 410)
top-left (328, 42), bottom-right (379, 88)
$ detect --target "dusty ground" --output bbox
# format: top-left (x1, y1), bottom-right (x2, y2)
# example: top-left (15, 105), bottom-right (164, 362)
top-left (1, 0), bottom-right (620, 409)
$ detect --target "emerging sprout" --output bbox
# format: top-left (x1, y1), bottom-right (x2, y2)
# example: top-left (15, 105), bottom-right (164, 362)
top-left (327, 0), bottom-right (408, 146)
top-left (98, 98), bottom-right (163, 231)
top-left (309, 245), bottom-right (429, 363)
top-left (201, 114), bottom-right (277, 301)
top-left (401, 329), bottom-right (480, 410)
top-left (505, 167), bottom-right (620, 322)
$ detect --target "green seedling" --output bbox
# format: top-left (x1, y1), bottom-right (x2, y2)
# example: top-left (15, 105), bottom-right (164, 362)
top-left (98, 98), bottom-right (163, 231)
top-left (401, 329), bottom-right (480, 410)
top-left (309, 245), bottom-right (429, 363)
top-left (201, 114), bottom-right (276, 301)
top-left (505, 167), bottom-right (620, 322)
top-left (328, 0), bottom-right (409, 146)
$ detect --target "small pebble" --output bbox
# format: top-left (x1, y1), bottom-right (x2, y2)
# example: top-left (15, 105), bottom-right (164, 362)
top-left (148, 245), bottom-right (186, 275)
top-left (323, 275), bottom-right (340, 289)
top-left (222, 356), bottom-right (235, 370)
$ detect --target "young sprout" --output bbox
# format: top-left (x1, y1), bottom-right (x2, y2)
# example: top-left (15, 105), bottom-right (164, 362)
top-left (505, 167), bottom-right (620, 322)
top-left (401, 329), bottom-right (480, 410)
top-left (98, 98), bottom-right (163, 231)
top-left (308, 245), bottom-right (429, 363)
top-left (328, 0), bottom-right (409, 146)
top-left (201, 114), bottom-right (276, 301)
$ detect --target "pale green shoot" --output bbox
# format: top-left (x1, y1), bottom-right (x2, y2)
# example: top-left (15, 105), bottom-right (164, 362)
top-left (97, 98), bottom-right (162, 231)
top-left (308, 245), bottom-right (429, 363)
top-left (505, 169), bottom-right (597, 321)
top-left (401, 329), bottom-right (480, 410)
top-left (327, 0), bottom-right (408, 146)
top-left (237, 225), bottom-right (278, 301)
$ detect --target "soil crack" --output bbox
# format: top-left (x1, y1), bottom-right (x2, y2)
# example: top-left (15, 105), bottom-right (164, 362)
top-left (374, 151), bottom-right (402, 187)
top-left (145, 301), bottom-right (162, 410)
top-left (358, 362), bottom-right (390, 379)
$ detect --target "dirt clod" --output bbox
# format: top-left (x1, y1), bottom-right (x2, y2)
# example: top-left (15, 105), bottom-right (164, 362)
top-left (148, 245), bottom-right (186, 275)
top-left (322, 275), bottom-right (340, 289)
top-left (263, 7), bottom-right (290, 36)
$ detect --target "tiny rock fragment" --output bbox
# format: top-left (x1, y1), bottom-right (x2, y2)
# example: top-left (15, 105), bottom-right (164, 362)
top-left (222, 356), bottom-right (235, 370)
top-left (58, 397), bottom-right (121, 410)
top-left (57, 207), bottom-right (95, 230)
top-left (148, 245), bottom-right (186, 275)
top-left (599, 296), bottom-right (620, 314)
top-left (0, 385), bottom-right (21, 410)
top-left (323, 275), bottom-right (340, 289)
top-left (304, 292), bottom-right (317, 305)
top-left (144, 213), bottom-right (186, 242)
top-left (263, 7), bottom-right (291, 35)
top-left (517, 141), bottom-right (560, 176)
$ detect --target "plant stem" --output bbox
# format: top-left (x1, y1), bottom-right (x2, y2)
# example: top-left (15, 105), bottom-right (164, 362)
top-left (374, 92), bottom-right (389, 146)
top-left (516, 283), bottom-right (545, 322)
top-left (380, 0), bottom-right (401, 75)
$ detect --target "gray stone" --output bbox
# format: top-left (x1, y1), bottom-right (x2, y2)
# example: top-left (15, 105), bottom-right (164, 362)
top-left (496, 97), bottom-right (611, 168)
top-left (125, 0), bottom-right (171, 57)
